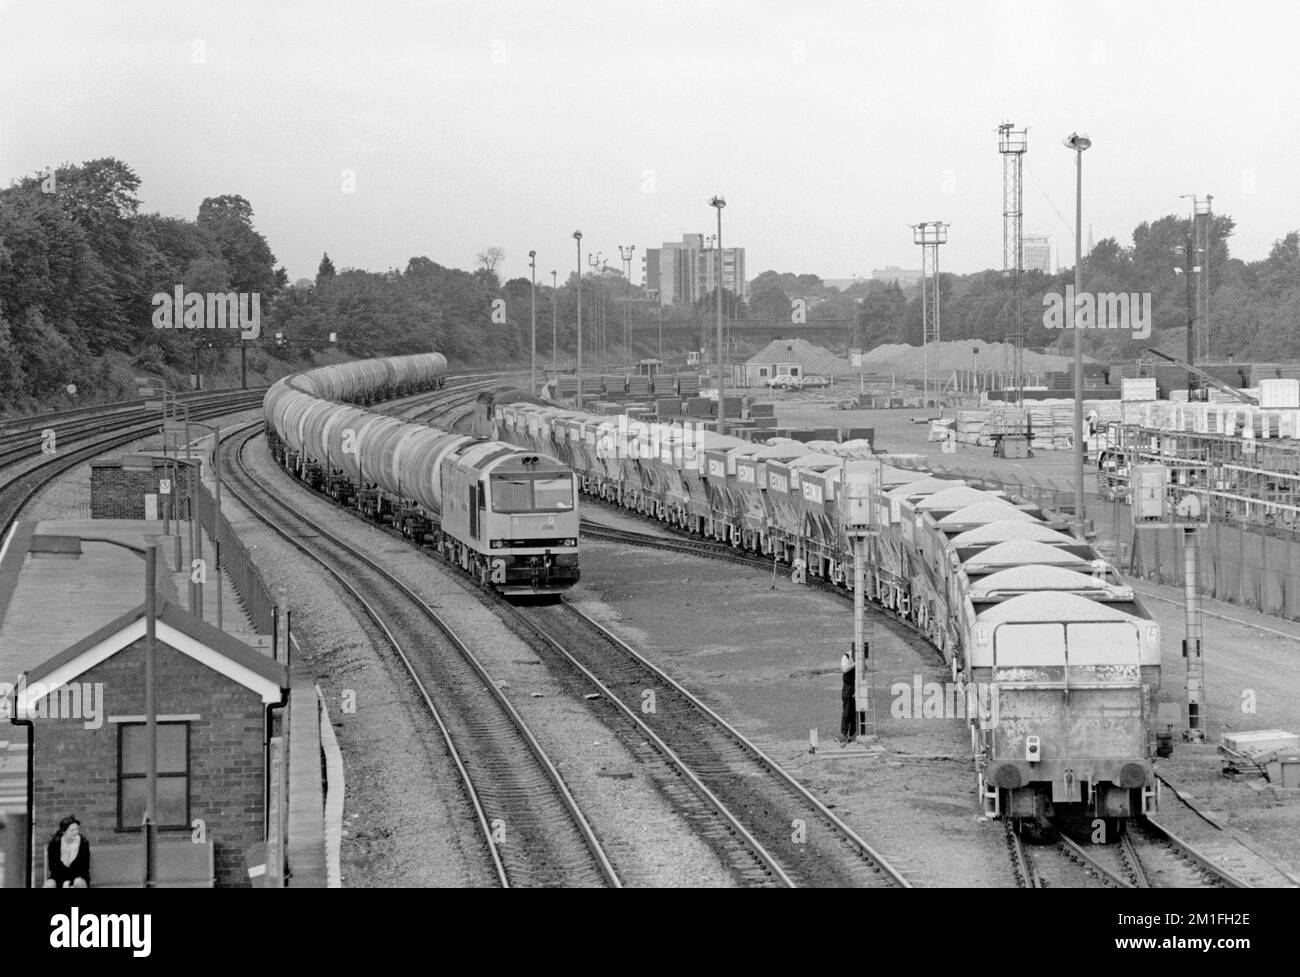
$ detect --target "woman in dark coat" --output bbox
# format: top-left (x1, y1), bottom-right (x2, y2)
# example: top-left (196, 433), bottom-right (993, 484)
top-left (45, 816), bottom-right (90, 888)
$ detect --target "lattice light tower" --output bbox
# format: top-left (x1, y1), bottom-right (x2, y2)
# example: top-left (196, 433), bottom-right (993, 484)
top-left (912, 221), bottom-right (949, 411)
top-left (999, 122), bottom-right (1027, 404)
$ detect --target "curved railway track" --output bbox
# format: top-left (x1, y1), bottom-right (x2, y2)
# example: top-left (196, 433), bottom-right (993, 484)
top-left (0, 389), bottom-right (266, 537)
top-left (222, 424), bottom-right (622, 888)
top-left (499, 597), bottom-right (911, 888)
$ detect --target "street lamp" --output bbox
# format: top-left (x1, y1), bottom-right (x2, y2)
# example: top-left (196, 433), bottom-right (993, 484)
top-left (163, 405), bottom-right (225, 630)
top-left (709, 195), bottom-right (726, 400)
top-left (573, 231), bottom-right (583, 409)
top-left (1064, 131), bottom-right (1091, 540)
top-left (30, 534), bottom-right (160, 887)
top-left (528, 250), bottom-right (537, 395)
top-left (550, 270), bottom-right (558, 379)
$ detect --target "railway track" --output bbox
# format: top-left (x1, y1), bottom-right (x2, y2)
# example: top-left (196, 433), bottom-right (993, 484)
top-left (0, 389), bottom-right (268, 468)
top-left (255, 383), bottom-right (913, 886)
top-left (498, 597), bottom-right (912, 888)
top-left (1139, 779), bottom-right (1299, 888)
top-left (0, 388), bottom-right (265, 537)
top-left (1006, 820), bottom-right (1131, 889)
top-left (222, 423), bottom-right (622, 888)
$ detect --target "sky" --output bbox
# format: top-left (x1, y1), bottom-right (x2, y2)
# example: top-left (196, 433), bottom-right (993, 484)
top-left (2, 0), bottom-right (1296, 286)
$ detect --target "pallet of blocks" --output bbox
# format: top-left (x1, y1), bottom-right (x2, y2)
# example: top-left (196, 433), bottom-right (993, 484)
top-left (1029, 405), bottom-right (1073, 450)
top-left (985, 407), bottom-right (1029, 436)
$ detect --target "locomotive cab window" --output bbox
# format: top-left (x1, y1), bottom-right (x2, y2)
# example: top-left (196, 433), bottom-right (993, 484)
top-left (490, 477), bottom-right (533, 512)
top-left (491, 475), bottom-right (574, 512)
top-left (532, 477), bottom-right (574, 511)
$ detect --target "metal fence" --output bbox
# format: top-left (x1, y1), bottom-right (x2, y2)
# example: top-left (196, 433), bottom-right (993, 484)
top-left (195, 475), bottom-right (277, 634)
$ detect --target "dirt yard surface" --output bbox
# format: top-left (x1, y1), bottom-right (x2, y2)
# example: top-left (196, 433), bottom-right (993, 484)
top-left (569, 539), bottom-right (1016, 887)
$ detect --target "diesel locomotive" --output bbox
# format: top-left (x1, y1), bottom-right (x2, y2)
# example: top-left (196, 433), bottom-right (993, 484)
top-left (263, 354), bottom-right (579, 596)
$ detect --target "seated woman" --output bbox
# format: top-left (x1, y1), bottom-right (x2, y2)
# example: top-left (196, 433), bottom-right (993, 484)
top-left (44, 816), bottom-right (90, 888)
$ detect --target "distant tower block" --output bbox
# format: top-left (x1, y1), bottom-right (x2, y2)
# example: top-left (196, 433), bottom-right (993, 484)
top-left (912, 221), bottom-right (949, 410)
top-left (998, 122), bottom-right (1027, 404)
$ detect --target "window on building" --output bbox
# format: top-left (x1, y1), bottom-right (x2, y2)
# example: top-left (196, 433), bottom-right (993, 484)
top-left (759, 368), bottom-right (768, 377)
top-left (118, 722), bottom-right (190, 830)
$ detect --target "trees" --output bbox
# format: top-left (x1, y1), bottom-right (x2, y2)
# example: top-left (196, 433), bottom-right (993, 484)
top-left (197, 194), bottom-right (279, 296)
top-left (477, 246), bottom-right (505, 274)
top-left (317, 252), bottom-right (337, 287)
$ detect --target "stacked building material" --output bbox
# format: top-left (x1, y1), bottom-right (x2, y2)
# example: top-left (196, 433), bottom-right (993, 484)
top-left (1027, 405), bottom-right (1074, 450)
top-left (954, 411), bottom-right (987, 445)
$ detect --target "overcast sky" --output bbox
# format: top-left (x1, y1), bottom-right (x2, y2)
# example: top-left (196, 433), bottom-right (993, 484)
top-left (2, 0), bottom-right (1295, 285)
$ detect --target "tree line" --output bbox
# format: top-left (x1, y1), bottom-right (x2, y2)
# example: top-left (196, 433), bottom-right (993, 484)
top-left (4, 156), bottom-right (1300, 412)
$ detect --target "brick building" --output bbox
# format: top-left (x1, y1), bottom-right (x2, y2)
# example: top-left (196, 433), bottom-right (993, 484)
top-left (1, 522), bottom-right (291, 888)
top-left (16, 600), bottom-right (287, 887)
top-left (91, 455), bottom-right (198, 520)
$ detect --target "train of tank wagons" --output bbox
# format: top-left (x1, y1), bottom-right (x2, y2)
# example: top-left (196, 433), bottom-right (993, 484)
top-left (495, 399), bottom-right (1164, 825)
top-left (262, 353), bottom-right (579, 596)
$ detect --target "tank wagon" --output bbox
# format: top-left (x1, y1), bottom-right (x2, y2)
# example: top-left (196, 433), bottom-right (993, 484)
top-left (495, 401), bottom-right (1161, 823)
top-left (263, 355), bottom-right (579, 596)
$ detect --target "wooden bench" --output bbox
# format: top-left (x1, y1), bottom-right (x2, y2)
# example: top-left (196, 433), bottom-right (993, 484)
top-left (85, 841), bottom-right (215, 888)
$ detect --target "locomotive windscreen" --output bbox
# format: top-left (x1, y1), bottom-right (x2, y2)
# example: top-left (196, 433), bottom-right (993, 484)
top-left (491, 475), bottom-right (574, 513)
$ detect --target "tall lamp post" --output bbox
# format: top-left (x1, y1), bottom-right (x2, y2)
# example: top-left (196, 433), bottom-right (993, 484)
top-left (550, 270), bottom-right (558, 378)
top-left (709, 195), bottom-right (726, 398)
top-left (1174, 239), bottom-right (1202, 399)
top-left (1064, 132), bottom-right (1091, 540)
top-left (163, 404), bottom-right (224, 629)
top-left (573, 231), bottom-right (583, 409)
top-left (618, 244), bottom-right (636, 367)
top-left (528, 250), bottom-right (537, 395)
top-left (31, 534), bottom-right (160, 886)
top-left (588, 251), bottom-right (604, 367)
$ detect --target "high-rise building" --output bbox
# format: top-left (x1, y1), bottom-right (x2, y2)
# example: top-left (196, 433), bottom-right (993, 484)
top-left (1022, 234), bottom-right (1052, 274)
top-left (643, 234), bottom-right (746, 307)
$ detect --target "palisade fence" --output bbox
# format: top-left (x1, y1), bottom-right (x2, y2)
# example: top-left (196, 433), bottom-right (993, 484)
top-left (195, 473), bottom-right (277, 634)
top-left (920, 460), bottom-right (1300, 623)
